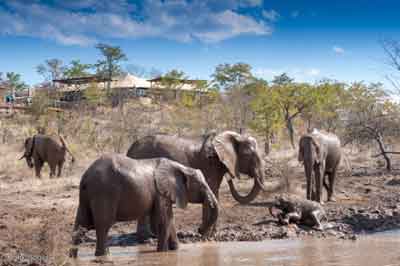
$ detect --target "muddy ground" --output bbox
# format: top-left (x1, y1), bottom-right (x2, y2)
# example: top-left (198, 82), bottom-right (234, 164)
top-left (1, 145), bottom-right (400, 265)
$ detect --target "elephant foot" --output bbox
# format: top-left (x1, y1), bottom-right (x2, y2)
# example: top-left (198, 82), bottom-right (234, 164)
top-left (69, 248), bottom-right (78, 258)
top-left (169, 241), bottom-right (179, 251)
top-left (327, 196), bottom-right (337, 202)
top-left (95, 247), bottom-right (110, 257)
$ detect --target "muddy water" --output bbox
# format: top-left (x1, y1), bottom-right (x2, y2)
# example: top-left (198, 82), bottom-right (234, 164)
top-left (75, 231), bottom-right (400, 266)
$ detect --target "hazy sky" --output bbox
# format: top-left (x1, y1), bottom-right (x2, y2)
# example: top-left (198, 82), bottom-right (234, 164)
top-left (0, 0), bottom-right (399, 86)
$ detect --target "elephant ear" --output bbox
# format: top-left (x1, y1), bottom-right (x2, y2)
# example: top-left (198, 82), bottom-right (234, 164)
top-left (212, 131), bottom-right (241, 180)
top-left (154, 159), bottom-right (189, 209)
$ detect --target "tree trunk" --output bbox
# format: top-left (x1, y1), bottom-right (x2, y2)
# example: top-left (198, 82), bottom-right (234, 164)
top-left (286, 117), bottom-right (295, 149)
top-left (375, 133), bottom-right (391, 171)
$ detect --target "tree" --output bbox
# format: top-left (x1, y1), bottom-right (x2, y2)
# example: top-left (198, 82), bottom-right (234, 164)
top-left (36, 59), bottom-right (66, 83)
top-left (126, 64), bottom-right (162, 79)
top-left (95, 43), bottom-right (127, 92)
top-left (344, 82), bottom-right (400, 171)
top-left (6, 72), bottom-right (28, 99)
top-left (211, 63), bottom-right (255, 133)
top-left (211, 63), bottom-right (254, 91)
top-left (63, 60), bottom-right (92, 78)
top-left (271, 73), bottom-right (315, 148)
top-left (382, 39), bottom-right (400, 90)
top-left (158, 69), bottom-right (188, 101)
top-left (250, 79), bottom-right (283, 154)
top-left (301, 80), bottom-right (347, 132)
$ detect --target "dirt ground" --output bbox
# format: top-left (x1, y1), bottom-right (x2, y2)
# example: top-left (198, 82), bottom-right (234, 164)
top-left (1, 144), bottom-right (400, 265)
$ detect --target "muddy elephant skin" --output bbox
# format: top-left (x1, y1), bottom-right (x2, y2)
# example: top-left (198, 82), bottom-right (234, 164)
top-left (127, 131), bottom-right (266, 203)
top-left (69, 154), bottom-right (219, 257)
top-left (20, 134), bottom-right (75, 178)
top-left (127, 131), bottom-right (265, 239)
top-left (298, 129), bottom-right (341, 203)
top-left (270, 194), bottom-right (327, 230)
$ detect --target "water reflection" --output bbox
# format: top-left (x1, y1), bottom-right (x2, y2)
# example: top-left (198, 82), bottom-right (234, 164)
top-left (74, 232), bottom-right (400, 266)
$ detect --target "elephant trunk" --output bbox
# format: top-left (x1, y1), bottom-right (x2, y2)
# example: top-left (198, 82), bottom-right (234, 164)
top-left (200, 188), bottom-right (219, 238)
top-left (303, 142), bottom-right (315, 199)
top-left (228, 162), bottom-right (264, 204)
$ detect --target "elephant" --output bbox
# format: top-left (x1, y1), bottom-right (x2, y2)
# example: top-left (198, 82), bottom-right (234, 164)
top-left (126, 131), bottom-right (265, 239)
top-left (19, 134), bottom-right (75, 178)
top-left (269, 194), bottom-right (327, 230)
top-left (298, 129), bottom-right (341, 203)
top-left (69, 154), bottom-right (219, 257)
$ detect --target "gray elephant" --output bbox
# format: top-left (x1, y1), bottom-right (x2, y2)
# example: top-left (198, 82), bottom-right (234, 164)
top-left (269, 194), bottom-right (327, 230)
top-left (127, 131), bottom-right (265, 239)
top-left (298, 129), bottom-right (341, 203)
top-left (19, 134), bottom-right (75, 178)
top-left (69, 154), bottom-right (218, 257)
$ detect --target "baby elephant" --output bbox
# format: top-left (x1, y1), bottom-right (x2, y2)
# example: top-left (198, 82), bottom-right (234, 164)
top-left (70, 154), bottom-right (219, 257)
top-left (269, 194), bottom-right (327, 230)
top-left (20, 134), bottom-right (75, 178)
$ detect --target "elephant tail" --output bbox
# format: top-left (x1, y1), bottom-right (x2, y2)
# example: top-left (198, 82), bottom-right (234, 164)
top-left (59, 135), bottom-right (76, 164)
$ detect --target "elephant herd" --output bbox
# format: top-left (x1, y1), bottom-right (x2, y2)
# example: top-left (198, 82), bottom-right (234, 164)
top-left (19, 129), bottom-right (342, 257)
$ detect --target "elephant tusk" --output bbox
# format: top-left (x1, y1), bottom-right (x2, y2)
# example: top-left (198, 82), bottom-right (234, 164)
top-left (19, 154), bottom-right (26, 160)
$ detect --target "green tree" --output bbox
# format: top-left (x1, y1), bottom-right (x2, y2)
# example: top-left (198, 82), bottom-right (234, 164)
top-left (211, 63), bottom-right (255, 133)
top-left (63, 60), bottom-right (92, 78)
top-left (36, 59), bottom-right (66, 83)
top-left (271, 73), bottom-right (315, 148)
top-left (211, 63), bottom-right (254, 91)
top-left (302, 80), bottom-right (347, 132)
top-left (6, 72), bottom-right (28, 99)
top-left (343, 82), bottom-right (400, 171)
top-left (250, 79), bottom-right (283, 154)
top-left (158, 69), bottom-right (188, 100)
top-left (95, 43), bottom-right (127, 92)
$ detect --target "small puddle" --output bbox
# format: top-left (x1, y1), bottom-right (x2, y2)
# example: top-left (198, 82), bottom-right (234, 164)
top-left (73, 231), bottom-right (400, 266)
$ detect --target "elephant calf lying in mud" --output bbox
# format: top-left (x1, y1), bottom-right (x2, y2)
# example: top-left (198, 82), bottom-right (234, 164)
top-left (20, 134), bottom-right (75, 178)
top-left (269, 194), bottom-right (327, 230)
top-left (70, 154), bottom-right (219, 257)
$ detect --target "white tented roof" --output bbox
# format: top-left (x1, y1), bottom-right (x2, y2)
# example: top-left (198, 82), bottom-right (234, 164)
top-left (111, 74), bottom-right (151, 89)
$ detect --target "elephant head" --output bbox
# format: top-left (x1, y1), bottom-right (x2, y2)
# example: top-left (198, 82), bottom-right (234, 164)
top-left (299, 134), bottom-right (321, 171)
top-left (299, 134), bottom-right (322, 200)
top-left (211, 131), bottom-right (265, 204)
top-left (154, 159), bottom-right (219, 238)
top-left (19, 136), bottom-right (35, 168)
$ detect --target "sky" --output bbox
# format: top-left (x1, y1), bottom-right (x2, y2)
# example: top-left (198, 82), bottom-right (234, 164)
top-left (0, 0), bottom-right (399, 87)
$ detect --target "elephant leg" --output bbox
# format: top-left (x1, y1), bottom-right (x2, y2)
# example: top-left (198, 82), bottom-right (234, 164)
top-left (92, 200), bottom-right (116, 256)
top-left (57, 161), bottom-right (64, 177)
top-left (168, 222), bottom-right (179, 251)
top-left (49, 163), bottom-right (57, 178)
top-left (34, 158), bottom-right (43, 178)
top-left (95, 226), bottom-right (111, 256)
top-left (327, 170), bottom-right (337, 202)
top-left (137, 216), bottom-right (154, 243)
top-left (199, 177), bottom-right (220, 236)
top-left (314, 164), bottom-right (323, 204)
top-left (155, 198), bottom-right (172, 252)
top-left (306, 174), bottom-right (312, 200)
top-left (69, 205), bottom-right (89, 258)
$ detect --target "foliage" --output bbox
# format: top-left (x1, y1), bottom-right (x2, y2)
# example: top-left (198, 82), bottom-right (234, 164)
top-left (5, 72), bottom-right (29, 94)
top-left (63, 60), bottom-right (92, 78)
top-left (250, 80), bottom-right (283, 153)
top-left (84, 82), bottom-right (106, 105)
top-left (211, 62), bottom-right (254, 91)
top-left (343, 82), bottom-right (400, 170)
top-left (95, 43), bottom-right (127, 79)
top-left (36, 59), bottom-right (66, 82)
